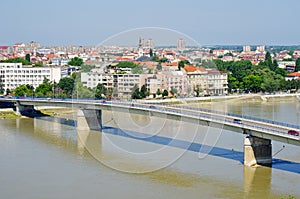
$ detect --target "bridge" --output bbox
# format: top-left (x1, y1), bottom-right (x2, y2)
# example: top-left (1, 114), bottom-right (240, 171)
top-left (1, 97), bottom-right (299, 167)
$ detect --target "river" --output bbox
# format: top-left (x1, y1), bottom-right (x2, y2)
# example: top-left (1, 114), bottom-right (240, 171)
top-left (0, 96), bottom-right (300, 199)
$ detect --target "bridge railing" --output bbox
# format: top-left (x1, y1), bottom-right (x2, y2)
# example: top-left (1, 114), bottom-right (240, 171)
top-left (3, 97), bottom-right (300, 131)
top-left (152, 103), bottom-right (300, 130)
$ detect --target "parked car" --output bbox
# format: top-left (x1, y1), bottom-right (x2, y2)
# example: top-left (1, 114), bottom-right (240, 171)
top-left (233, 119), bottom-right (243, 124)
top-left (288, 130), bottom-right (299, 136)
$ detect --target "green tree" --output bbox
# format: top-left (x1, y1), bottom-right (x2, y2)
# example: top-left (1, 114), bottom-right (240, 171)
top-left (113, 62), bottom-right (136, 68)
top-left (78, 86), bottom-right (94, 98)
top-left (25, 54), bottom-right (31, 64)
top-left (224, 52), bottom-right (234, 57)
top-left (288, 50), bottom-right (294, 56)
top-left (58, 77), bottom-right (75, 97)
top-left (14, 85), bottom-right (30, 97)
top-left (35, 81), bottom-right (53, 97)
top-left (265, 51), bottom-right (274, 70)
top-left (0, 58), bottom-right (31, 65)
top-left (156, 62), bottom-right (162, 71)
top-left (213, 59), bottom-right (227, 71)
top-left (131, 85), bottom-right (141, 99)
top-left (80, 64), bottom-right (96, 72)
top-left (156, 88), bottom-right (161, 96)
top-left (131, 65), bottom-right (143, 74)
top-left (151, 54), bottom-right (159, 62)
top-left (202, 60), bottom-right (216, 69)
top-left (95, 83), bottom-right (107, 99)
top-left (68, 57), bottom-right (83, 66)
top-left (194, 85), bottom-right (201, 97)
top-left (178, 60), bottom-right (190, 71)
top-left (149, 49), bottom-right (153, 57)
top-left (25, 84), bottom-right (34, 97)
top-left (275, 68), bottom-right (287, 76)
top-left (140, 84), bottom-right (147, 99)
top-left (282, 58), bottom-right (293, 61)
top-left (170, 87), bottom-right (178, 96)
top-left (0, 79), bottom-right (4, 94)
top-left (295, 58), bottom-right (300, 72)
top-left (194, 58), bottom-right (202, 63)
top-left (162, 89), bottom-right (168, 97)
top-left (228, 60), bottom-right (252, 82)
top-left (6, 88), bottom-right (11, 95)
top-left (34, 62), bottom-right (43, 67)
top-left (243, 75), bottom-right (262, 93)
top-left (159, 57), bottom-right (168, 63)
top-left (228, 74), bottom-right (239, 93)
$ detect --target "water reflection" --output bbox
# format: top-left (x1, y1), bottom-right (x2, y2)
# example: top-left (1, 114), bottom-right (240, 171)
top-left (1, 114), bottom-right (299, 198)
top-left (243, 166), bottom-right (271, 198)
top-left (31, 114), bottom-right (300, 175)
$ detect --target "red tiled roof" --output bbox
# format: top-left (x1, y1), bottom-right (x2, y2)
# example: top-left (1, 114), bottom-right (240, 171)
top-left (184, 65), bottom-right (197, 72)
top-left (287, 72), bottom-right (300, 77)
top-left (184, 65), bottom-right (206, 73)
top-left (162, 62), bottom-right (178, 67)
top-left (46, 54), bottom-right (56, 59)
top-left (0, 46), bottom-right (9, 50)
top-left (116, 57), bottom-right (132, 61)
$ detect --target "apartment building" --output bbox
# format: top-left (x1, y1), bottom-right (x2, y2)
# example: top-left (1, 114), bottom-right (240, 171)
top-left (0, 63), bottom-right (61, 93)
top-left (164, 71), bottom-right (188, 96)
top-left (184, 65), bottom-right (208, 95)
top-left (184, 66), bottom-right (228, 96)
top-left (206, 69), bottom-right (228, 95)
top-left (142, 74), bottom-right (166, 96)
top-left (81, 72), bottom-right (141, 99)
top-left (113, 74), bottom-right (141, 98)
top-left (81, 72), bottom-right (114, 89)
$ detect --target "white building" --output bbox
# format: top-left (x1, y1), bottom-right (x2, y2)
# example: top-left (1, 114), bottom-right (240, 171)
top-left (164, 71), bottom-right (188, 96)
top-left (243, 45), bottom-right (251, 52)
top-left (177, 38), bottom-right (185, 50)
top-left (256, 45), bottom-right (265, 52)
top-left (278, 61), bottom-right (296, 72)
top-left (206, 69), bottom-right (228, 95)
top-left (0, 63), bottom-right (61, 93)
top-left (81, 72), bottom-right (142, 99)
top-left (185, 66), bottom-right (228, 96)
top-left (113, 74), bottom-right (142, 98)
top-left (81, 72), bottom-right (114, 89)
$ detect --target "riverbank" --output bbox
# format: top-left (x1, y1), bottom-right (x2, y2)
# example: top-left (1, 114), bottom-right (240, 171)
top-left (137, 93), bottom-right (300, 104)
top-left (0, 108), bottom-right (20, 119)
top-left (0, 107), bottom-right (75, 119)
top-left (36, 107), bottom-right (76, 117)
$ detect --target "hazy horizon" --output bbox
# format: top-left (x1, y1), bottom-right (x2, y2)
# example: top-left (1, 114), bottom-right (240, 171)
top-left (1, 0), bottom-right (300, 46)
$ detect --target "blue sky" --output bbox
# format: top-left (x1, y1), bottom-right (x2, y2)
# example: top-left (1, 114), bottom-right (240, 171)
top-left (1, 0), bottom-right (300, 46)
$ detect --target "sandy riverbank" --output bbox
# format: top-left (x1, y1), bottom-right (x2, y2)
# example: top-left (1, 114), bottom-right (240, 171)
top-left (0, 108), bottom-right (20, 119)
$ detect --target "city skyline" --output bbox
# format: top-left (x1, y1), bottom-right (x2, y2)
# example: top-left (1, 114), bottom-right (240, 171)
top-left (1, 0), bottom-right (300, 46)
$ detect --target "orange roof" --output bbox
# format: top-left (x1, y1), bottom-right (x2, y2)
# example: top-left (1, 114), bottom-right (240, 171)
top-left (116, 57), bottom-right (132, 61)
top-left (184, 65), bottom-right (197, 72)
top-left (184, 65), bottom-right (206, 73)
top-left (161, 62), bottom-right (178, 67)
top-left (46, 54), bottom-right (56, 59)
top-left (287, 72), bottom-right (300, 77)
top-left (178, 56), bottom-right (186, 61)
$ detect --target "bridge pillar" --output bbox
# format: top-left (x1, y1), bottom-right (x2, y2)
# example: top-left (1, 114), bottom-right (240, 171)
top-left (244, 136), bottom-right (272, 167)
top-left (15, 101), bottom-right (35, 116)
top-left (77, 109), bottom-right (102, 131)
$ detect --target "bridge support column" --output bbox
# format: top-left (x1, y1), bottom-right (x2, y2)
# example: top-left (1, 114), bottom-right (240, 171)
top-left (15, 101), bottom-right (35, 116)
top-left (77, 109), bottom-right (102, 131)
top-left (244, 136), bottom-right (272, 167)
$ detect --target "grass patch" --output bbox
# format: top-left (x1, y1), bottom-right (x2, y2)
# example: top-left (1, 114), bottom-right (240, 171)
top-left (0, 111), bottom-right (20, 119)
